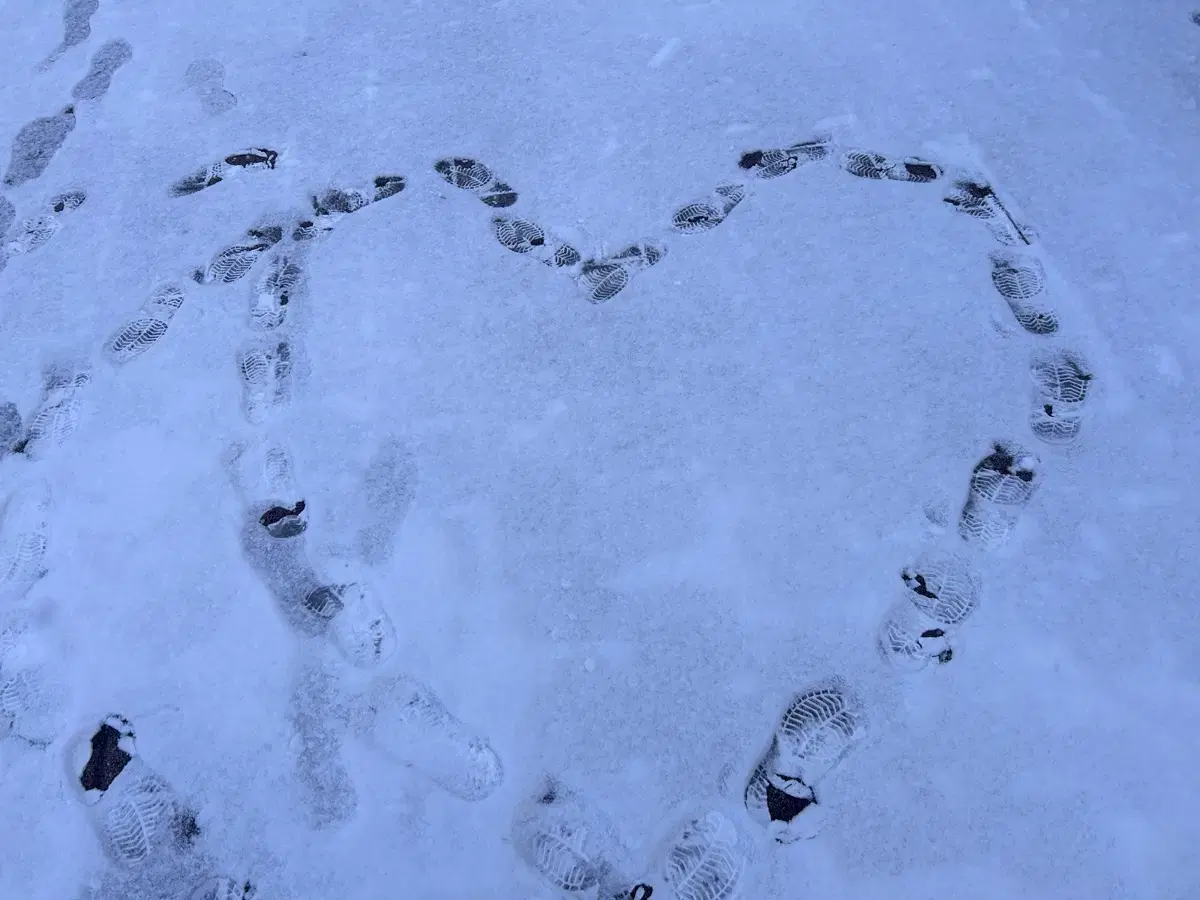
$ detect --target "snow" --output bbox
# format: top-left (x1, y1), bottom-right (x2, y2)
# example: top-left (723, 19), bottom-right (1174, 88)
top-left (1, 0), bottom-right (1198, 898)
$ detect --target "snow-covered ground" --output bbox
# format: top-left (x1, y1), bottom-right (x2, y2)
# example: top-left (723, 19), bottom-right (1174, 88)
top-left (1, 1), bottom-right (1198, 898)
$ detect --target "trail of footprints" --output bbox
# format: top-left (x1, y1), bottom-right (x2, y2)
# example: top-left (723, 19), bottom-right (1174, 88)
top-left (0, 65), bottom-right (1100, 896)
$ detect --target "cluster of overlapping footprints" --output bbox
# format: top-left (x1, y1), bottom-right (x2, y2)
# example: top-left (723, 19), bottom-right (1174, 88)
top-left (1, 106), bottom-right (1098, 897)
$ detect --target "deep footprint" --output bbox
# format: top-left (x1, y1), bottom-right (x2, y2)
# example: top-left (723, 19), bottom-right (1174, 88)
top-left (434, 157), bottom-right (518, 207)
top-left (71, 39), bottom-right (133, 102)
top-left (958, 441), bottom-right (1041, 550)
top-left (738, 136), bottom-right (830, 179)
top-left (170, 148), bottom-right (278, 198)
top-left (576, 241), bottom-right (667, 304)
top-left (490, 215), bottom-right (581, 269)
top-left (1029, 349), bottom-right (1093, 445)
top-left (987, 250), bottom-right (1058, 334)
top-left (670, 184), bottom-right (747, 235)
top-left (3, 106), bottom-right (76, 188)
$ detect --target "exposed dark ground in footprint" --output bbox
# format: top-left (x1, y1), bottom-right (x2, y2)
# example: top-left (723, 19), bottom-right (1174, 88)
top-left (671, 183), bottom-right (746, 234)
top-left (944, 176), bottom-right (1035, 245)
top-left (169, 148), bottom-right (278, 198)
top-left (738, 136), bottom-right (830, 179)
top-left (841, 150), bottom-right (942, 183)
top-left (37, 0), bottom-right (99, 72)
top-left (3, 106), bottom-right (77, 188)
top-left (434, 157), bottom-right (518, 207)
top-left (71, 38), bottom-right (133, 102)
top-left (183, 58), bottom-right (238, 117)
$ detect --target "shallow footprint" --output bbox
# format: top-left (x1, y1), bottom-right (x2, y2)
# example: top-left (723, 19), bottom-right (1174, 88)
top-left (102, 283), bottom-right (186, 365)
top-left (877, 550), bottom-right (982, 671)
top-left (3, 106), bottom-right (77, 188)
top-left (237, 338), bottom-right (295, 425)
top-left (354, 437), bottom-right (418, 567)
top-left (183, 58), bottom-right (238, 118)
top-left (293, 175), bottom-right (406, 241)
top-left (13, 361), bottom-right (91, 459)
top-left (433, 157), bottom-right (518, 207)
top-left (649, 810), bottom-right (755, 900)
top-left (347, 672), bottom-right (504, 801)
top-left (2, 188), bottom-right (87, 257)
top-left (36, 0), bottom-right (99, 72)
top-left (490, 215), bottom-right (582, 269)
top-left (289, 663), bottom-right (359, 831)
top-left (250, 246), bottom-right (305, 331)
top-left (0, 478), bottom-right (52, 603)
top-left (71, 39), bottom-right (133, 102)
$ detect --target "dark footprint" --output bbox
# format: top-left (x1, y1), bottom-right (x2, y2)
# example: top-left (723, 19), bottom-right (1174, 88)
top-left (841, 150), bottom-right (942, 183)
top-left (293, 175), bottom-right (406, 240)
top-left (3, 106), bottom-right (77, 188)
top-left (0, 196), bottom-right (14, 237)
top-left (183, 58), bottom-right (238, 118)
top-left (102, 284), bottom-right (186, 365)
top-left (576, 241), bottom-right (667, 304)
top-left (944, 176), bottom-right (1034, 245)
top-left (37, 0), bottom-right (99, 72)
top-left (169, 148), bottom-right (278, 198)
top-left (434, 157), bottom-right (518, 207)
top-left (0, 402), bottom-right (21, 454)
top-left (192, 224), bottom-right (284, 285)
top-left (1029, 349), bottom-right (1093, 445)
top-left (490, 216), bottom-right (581, 268)
top-left (187, 877), bottom-right (256, 900)
top-left (71, 39), bottom-right (133, 102)
top-left (2, 189), bottom-right (87, 257)
top-left (670, 184), bottom-right (746, 235)
top-left (987, 250), bottom-right (1058, 334)
top-left (738, 136), bottom-right (830, 180)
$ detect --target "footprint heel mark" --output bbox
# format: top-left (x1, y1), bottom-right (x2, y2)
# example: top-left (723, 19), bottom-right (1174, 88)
top-left (958, 442), bottom-right (1040, 550)
top-left (511, 776), bottom-right (633, 894)
top-left (877, 551), bottom-right (982, 670)
top-left (289, 663), bottom-right (359, 830)
top-left (71, 39), bottom-right (133, 102)
top-left (3, 105), bottom-right (77, 188)
top-left (0, 479), bottom-right (52, 602)
top-left (987, 250), bottom-right (1058, 334)
top-left (102, 283), bottom-right (186, 364)
top-left (187, 877), bottom-right (256, 900)
top-left (349, 673), bottom-right (504, 801)
top-left (192, 224), bottom-right (284, 285)
top-left (36, 0), bottom-right (99, 72)
top-left (745, 676), bottom-right (866, 843)
top-left (250, 247), bottom-right (305, 330)
top-left (671, 183), bottom-right (747, 235)
top-left (183, 58), bottom-right (238, 118)
top-left (652, 810), bottom-right (753, 900)
top-left (13, 361), bottom-right (91, 458)
top-left (577, 240), bottom-right (668, 304)
top-left (3, 188), bottom-right (87, 258)
top-left (355, 437), bottom-right (418, 567)
top-left (841, 149), bottom-right (943, 183)
top-left (169, 148), bottom-right (278, 198)
top-left (434, 157), bottom-right (518, 207)
top-left (237, 338), bottom-right (295, 425)
top-left (69, 715), bottom-right (191, 866)
top-left (294, 175), bottom-right (406, 241)
top-left (738, 136), bottom-right (831, 180)
top-left (490, 215), bottom-right (582, 269)
top-left (1029, 349), bottom-right (1093, 446)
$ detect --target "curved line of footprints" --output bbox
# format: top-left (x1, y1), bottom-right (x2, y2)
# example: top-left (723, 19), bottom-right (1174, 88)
top-left (0, 73), bottom-right (1098, 900)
